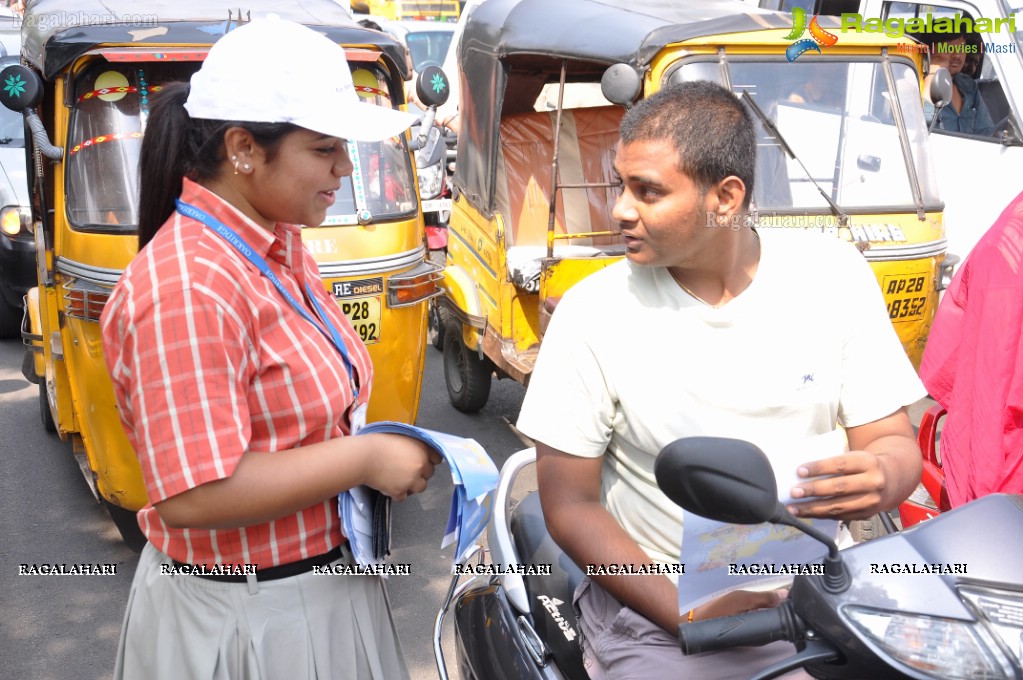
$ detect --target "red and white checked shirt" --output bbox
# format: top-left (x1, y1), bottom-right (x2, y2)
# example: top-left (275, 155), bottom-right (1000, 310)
top-left (101, 178), bottom-right (373, 567)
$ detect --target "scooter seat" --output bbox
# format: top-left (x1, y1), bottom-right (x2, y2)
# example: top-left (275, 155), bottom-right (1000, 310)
top-left (510, 491), bottom-right (588, 680)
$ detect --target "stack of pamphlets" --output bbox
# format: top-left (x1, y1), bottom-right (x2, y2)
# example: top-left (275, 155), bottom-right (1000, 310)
top-left (339, 421), bottom-right (499, 568)
top-left (678, 430), bottom-right (845, 613)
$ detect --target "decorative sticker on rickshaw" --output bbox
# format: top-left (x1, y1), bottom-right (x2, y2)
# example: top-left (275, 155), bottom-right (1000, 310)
top-left (882, 272), bottom-right (928, 322)
top-left (321, 214), bottom-right (361, 226)
top-left (354, 84), bottom-right (389, 99)
top-left (69, 131), bottom-right (143, 155)
top-left (333, 277), bottom-right (384, 345)
top-left (78, 85), bottom-right (163, 103)
top-left (347, 139), bottom-right (368, 212)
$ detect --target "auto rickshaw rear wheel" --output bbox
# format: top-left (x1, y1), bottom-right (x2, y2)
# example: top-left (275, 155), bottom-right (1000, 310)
top-left (38, 381), bottom-right (56, 433)
top-left (102, 499), bottom-right (147, 552)
top-left (443, 317), bottom-right (492, 413)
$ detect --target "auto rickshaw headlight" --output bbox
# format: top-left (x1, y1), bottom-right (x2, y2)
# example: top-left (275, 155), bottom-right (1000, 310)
top-left (0, 206), bottom-right (30, 237)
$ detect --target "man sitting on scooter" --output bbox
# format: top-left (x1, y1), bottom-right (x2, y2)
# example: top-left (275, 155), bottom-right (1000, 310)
top-left (516, 81), bottom-right (925, 680)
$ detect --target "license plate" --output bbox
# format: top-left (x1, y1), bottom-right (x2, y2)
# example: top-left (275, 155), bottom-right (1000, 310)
top-left (422, 198), bottom-right (452, 213)
top-left (339, 296), bottom-right (381, 345)
top-left (882, 273), bottom-right (928, 323)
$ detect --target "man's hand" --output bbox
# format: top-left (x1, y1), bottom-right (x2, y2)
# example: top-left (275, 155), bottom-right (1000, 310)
top-left (690, 588), bottom-right (788, 622)
top-left (788, 408), bottom-right (921, 520)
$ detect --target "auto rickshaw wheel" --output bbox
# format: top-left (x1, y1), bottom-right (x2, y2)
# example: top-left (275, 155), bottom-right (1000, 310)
top-left (443, 317), bottom-right (492, 413)
top-left (38, 381), bottom-right (56, 433)
top-left (102, 499), bottom-right (147, 552)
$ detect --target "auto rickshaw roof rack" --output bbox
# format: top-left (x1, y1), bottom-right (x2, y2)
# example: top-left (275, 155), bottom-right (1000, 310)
top-left (21, 0), bottom-right (412, 81)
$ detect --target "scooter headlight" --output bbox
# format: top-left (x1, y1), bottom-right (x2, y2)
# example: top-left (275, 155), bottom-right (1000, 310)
top-left (417, 161), bottom-right (445, 200)
top-left (959, 585), bottom-right (1023, 668)
top-left (846, 606), bottom-right (1017, 679)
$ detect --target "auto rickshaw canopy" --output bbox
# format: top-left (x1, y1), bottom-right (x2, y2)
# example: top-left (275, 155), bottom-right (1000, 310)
top-left (454, 0), bottom-right (799, 217)
top-left (21, 0), bottom-right (411, 81)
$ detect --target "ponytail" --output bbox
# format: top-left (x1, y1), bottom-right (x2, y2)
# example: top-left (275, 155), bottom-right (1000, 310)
top-left (136, 80), bottom-right (217, 248)
top-left (137, 81), bottom-right (299, 249)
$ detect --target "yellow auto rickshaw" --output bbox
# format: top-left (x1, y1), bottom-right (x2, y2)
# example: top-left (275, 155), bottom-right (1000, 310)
top-left (438, 0), bottom-right (953, 412)
top-left (3, 0), bottom-right (445, 548)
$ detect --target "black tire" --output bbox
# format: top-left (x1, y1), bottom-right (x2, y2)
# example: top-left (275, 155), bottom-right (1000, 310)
top-left (848, 514), bottom-right (890, 543)
top-left (102, 499), bottom-right (147, 552)
top-left (0, 295), bottom-right (20, 339)
top-left (428, 299), bottom-right (449, 351)
top-left (443, 317), bottom-right (492, 413)
top-left (39, 381), bottom-right (56, 433)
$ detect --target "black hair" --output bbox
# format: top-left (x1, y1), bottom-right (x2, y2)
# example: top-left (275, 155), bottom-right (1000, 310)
top-left (619, 81), bottom-right (757, 209)
top-left (136, 81), bottom-right (299, 249)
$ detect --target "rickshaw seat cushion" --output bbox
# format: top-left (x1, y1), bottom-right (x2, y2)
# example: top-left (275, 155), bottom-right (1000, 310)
top-left (510, 491), bottom-right (588, 680)
top-left (496, 105), bottom-right (624, 250)
top-left (505, 244), bottom-right (602, 289)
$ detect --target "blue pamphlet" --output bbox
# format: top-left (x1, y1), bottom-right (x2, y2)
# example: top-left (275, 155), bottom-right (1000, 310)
top-left (338, 421), bottom-right (499, 569)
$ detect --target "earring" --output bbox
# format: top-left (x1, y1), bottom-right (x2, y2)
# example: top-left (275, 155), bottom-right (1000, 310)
top-left (242, 163), bottom-right (251, 171)
top-left (233, 161), bottom-right (240, 175)
top-left (231, 155), bottom-right (237, 162)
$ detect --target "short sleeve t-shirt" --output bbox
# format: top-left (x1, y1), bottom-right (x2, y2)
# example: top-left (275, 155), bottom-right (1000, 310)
top-left (516, 230), bottom-right (925, 565)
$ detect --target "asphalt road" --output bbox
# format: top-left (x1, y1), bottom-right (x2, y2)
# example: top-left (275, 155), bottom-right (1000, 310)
top-left (0, 332), bottom-right (939, 680)
top-left (0, 336), bottom-right (530, 680)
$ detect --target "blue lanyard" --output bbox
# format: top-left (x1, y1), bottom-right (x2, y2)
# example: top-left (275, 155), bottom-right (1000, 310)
top-left (175, 199), bottom-right (360, 402)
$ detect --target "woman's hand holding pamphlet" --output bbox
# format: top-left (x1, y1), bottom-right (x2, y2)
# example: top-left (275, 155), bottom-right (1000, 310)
top-left (339, 422), bottom-right (499, 569)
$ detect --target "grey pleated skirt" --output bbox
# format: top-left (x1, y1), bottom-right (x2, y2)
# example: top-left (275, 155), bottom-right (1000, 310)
top-left (113, 542), bottom-right (410, 680)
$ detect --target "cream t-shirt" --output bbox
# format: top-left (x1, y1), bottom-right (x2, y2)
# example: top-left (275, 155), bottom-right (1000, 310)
top-left (516, 230), bottom-right (925, 566)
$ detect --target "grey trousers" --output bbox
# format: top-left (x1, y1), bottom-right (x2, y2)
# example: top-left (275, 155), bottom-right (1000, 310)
top-left (573, 577), bottom-right (812, 680)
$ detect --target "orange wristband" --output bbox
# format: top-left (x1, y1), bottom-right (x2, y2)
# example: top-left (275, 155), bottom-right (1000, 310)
top-left (687, 609), bottom-right (695, 623)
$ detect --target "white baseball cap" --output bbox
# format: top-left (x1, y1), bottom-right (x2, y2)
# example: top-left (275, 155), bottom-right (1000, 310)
top-left (184, 17), bottom-right (417, 142)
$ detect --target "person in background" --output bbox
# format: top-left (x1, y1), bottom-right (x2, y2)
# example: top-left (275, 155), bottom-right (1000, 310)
top-left (516, 81), bottom-right (923, 679)
top-left (101, 18), bottom-right (441, 680)
top-left (919, 188), bottom-right (1023, 507)
top-left (923, 31), bottom-right (995, 136)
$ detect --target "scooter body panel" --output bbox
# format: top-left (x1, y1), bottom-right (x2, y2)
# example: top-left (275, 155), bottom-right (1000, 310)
top-left (794, 494), bottom-right (1023, 679)
top-left (453, 580), bottom-right (565, 680)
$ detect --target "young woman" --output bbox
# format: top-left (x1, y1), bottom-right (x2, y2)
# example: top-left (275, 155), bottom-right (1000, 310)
top-left (101, 18), bottom-right (440, 680)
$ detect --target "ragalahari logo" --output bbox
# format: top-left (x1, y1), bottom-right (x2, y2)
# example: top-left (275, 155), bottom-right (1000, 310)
top-left (785, 7), bottom-right (839, 61)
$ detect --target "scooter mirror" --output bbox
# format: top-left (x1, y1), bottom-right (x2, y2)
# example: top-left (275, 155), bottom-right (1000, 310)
top-left (601, 63), bottom-right (642, 106)
top-left (654, 437), bottom-right (782, 525)
top-left (415, 64), bottom-right (451, 109)
top-left (0, 65), bottom-right (44, 112)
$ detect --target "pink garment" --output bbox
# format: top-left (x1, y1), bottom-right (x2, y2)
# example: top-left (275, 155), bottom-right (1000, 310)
top-left (920, 189), bottom-right (1023, 507)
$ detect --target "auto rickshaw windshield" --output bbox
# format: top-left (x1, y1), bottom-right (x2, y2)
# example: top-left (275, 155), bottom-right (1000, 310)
top-left (66, 61), bottom-right (418, 231)
top-left (670, 59), bottom-right (940, 213)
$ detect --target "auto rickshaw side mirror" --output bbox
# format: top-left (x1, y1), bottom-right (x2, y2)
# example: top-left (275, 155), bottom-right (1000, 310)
top-left (415, 64), bottom-right (451, 108)
top-left (601, 63), bottom-right (642, 106)
top-left (0, 65), bottom-right (44, 112)
top-left (928, 66), bottom-right (953, 108)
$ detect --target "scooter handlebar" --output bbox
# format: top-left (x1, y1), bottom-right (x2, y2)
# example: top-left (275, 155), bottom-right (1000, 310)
top-left (679, 601), bottom-right (802, 655)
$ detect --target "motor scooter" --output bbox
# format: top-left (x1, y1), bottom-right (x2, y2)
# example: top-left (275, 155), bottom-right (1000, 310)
top-left (423, 126), bottom-right (456, 350)
top-left (435, 441), bottom-right (1023, 680)
top-left (898, 404), bottom-right (950, 527)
